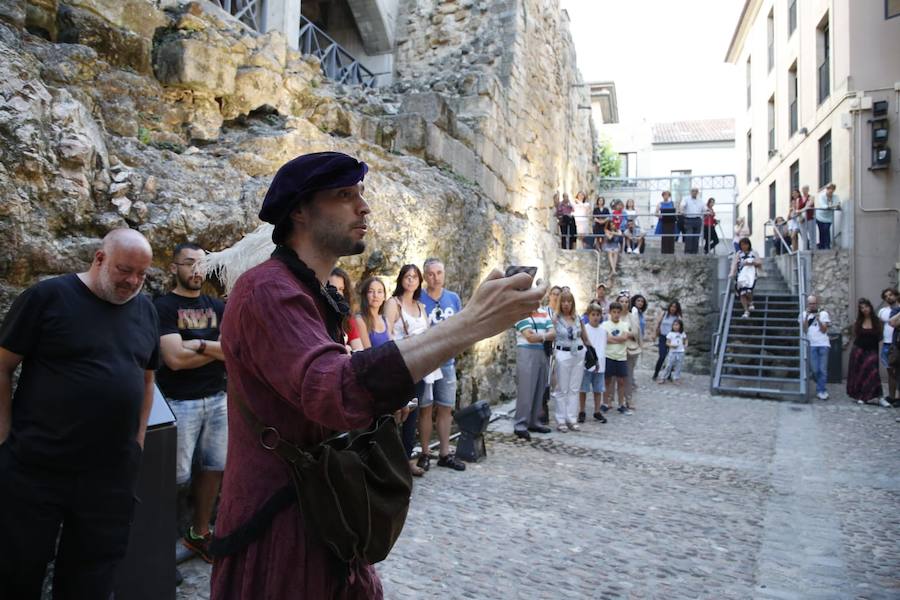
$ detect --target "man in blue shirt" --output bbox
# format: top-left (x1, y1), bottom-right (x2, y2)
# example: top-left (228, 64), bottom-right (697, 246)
top-left (419, 258), bottom-right (466, 471)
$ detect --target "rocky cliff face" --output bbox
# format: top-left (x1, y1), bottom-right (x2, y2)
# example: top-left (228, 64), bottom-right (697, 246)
top-left (0, 0), bottom-right (600, 404)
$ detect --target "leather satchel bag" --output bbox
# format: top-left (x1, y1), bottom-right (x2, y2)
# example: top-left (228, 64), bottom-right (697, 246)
top-left (219, 391), bottom-right (413, 565)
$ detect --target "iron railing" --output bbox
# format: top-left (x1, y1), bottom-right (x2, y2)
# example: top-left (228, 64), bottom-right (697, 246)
top-left (214, 0), bottom-right (263, 31)
top-left (299, 15), bottom-right (376, 87)
top-left (711, 273), bottom-right (736, 391)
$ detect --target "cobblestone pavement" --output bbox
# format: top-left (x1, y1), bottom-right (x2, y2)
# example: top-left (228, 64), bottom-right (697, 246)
top-left (178, 365), bottom-right (900, 599)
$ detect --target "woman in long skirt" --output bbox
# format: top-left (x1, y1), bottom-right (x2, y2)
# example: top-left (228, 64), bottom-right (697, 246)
top-left (847, 298), bottom-right (888, 405)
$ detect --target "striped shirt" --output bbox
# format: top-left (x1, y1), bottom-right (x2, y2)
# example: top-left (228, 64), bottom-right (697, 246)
top-left (515, 307), bottom-right (554, 348)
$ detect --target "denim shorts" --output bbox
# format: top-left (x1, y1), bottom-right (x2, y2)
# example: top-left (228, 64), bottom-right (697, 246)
top-left (580, 370), bottom-right (606, 394)
top-left (420, 364), bottom-right (457, 408)
top-left (882, 344), bottom-right (892, 368)
top-left (168, 391), bottom-right (228, 485)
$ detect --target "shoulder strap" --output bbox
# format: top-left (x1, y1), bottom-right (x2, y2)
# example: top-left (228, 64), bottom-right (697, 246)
top-left (229, 384), bottom-right (313, 467)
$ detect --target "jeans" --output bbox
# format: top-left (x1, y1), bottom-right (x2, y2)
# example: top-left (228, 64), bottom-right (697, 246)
top-left (809, 346), bottom-right (830, 394)
top-left (558, 216), bottom-right (576, 249)
top-left (168, 391), bottom-right (228, 485)
top-left (816, 220), bottom-right (832, 249)
top-left (683, 217), bottom-right (702, 254)
top-left (801, 219), bottom-right (816, 251)
top-left (653, 334), bottom-right (669, 380)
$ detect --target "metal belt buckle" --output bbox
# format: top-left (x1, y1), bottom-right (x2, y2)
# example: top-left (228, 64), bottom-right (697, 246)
top-left (259, 426), bottom-right (281, 450)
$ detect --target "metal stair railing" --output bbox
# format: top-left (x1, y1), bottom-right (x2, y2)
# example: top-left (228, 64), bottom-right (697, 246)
top-left (298, 15), bottom-right (377, 88)
top-left (711, 274), bottom-right (736, 392)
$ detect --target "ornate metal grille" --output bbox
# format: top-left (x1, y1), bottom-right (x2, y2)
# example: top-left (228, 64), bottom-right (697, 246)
top-left (299, 15), bottom-right (376, 88)
top-left (214, 0), bottom-right (263, 31)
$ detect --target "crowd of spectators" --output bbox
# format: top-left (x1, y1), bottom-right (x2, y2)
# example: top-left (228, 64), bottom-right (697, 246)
top-left (770, 183), bottom-right (841, 254)
top-left (555, 189), bottom-right (723, 260)
top-left (513, 282), bottom-right (688, 439)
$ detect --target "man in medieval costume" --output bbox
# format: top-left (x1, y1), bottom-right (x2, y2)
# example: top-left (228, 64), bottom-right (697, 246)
top-left (209, 151), bottom-right (543, 599)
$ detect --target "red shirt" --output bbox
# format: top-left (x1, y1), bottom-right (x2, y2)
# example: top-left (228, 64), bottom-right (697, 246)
top-left (798, 195), bottom-right (814, 219)
top-left (612, 209), bottom-right (623, 230)
top-left (212, 258), bottom-right (414, 600)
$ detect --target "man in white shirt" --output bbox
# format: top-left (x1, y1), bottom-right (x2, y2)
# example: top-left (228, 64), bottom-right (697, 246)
top-left (802, 295), bottom-right (832, 400)
top-left (878, 288), bottom-right (899, 405)
top-left (680, 188), bottom-right (705, 255)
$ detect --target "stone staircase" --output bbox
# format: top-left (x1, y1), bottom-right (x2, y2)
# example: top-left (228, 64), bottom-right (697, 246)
top-left (712, 259), bottom-right (808, 400)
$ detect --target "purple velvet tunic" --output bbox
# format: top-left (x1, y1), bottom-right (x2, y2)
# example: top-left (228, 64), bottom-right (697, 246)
top-left (211, 258), bottom-right (414, 599)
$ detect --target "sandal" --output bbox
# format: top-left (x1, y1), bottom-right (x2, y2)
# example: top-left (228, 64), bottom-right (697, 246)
top-left (408, 459), bottom-right (425, 477)
top-left (416, 453), bottom-right (431, 472)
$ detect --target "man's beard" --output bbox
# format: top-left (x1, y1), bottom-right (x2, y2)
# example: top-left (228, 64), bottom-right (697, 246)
top-left (176, 272), bottom-right (203, 291)
top-left (313, 221), bottom-right (366, 257)
top-left (97, 268), bottom-right (141, 305)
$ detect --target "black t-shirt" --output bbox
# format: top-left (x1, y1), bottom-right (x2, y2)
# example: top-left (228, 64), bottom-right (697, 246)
top-left (0, 274), bottom-right (160, 471)
top-left (153, 292), bottom-right (226, 400)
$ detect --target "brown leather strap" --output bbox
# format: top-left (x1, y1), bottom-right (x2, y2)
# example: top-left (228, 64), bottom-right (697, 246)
top-left (230, 386), bottom-right (313, 467)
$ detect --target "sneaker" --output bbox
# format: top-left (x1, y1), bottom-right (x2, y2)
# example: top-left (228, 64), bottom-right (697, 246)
top-left (182, 527), bottom-right (213, 564)
top-left (568, 422), bottom-right (581, 431)
top-left (623, 408), bottom-right (634, 415)
top-left (600, 404), bottom-right (610, 413)
top-left (616, 406), bottom-right (626, 414)
top-left (593, 412), bottom-right (607, 423)
top-left (577, 411), bottom-right (586, 423)
top-left (557, 424), bottom-right (569, 433)
top-left (823, 391), bottom-right (830, 399)
top-left (437, 453), bottom-right (466, 471)
top-left (742, 311), bottom-right (750, 318)
top-left (878, 397), bottom-right (892, 408)
top-left (749, 304), bottom-right (755, 311)
top-left (817, 392), bottom-right (828, 400)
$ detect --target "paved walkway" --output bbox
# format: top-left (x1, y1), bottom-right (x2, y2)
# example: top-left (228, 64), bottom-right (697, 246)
top-left (179, 366), bottom-right (900, 599)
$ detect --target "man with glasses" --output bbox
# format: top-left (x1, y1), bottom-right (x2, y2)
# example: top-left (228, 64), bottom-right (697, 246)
top-left (154, 242), bottom-right (227, 563)
top-left (419, 258), bottom-right (466, 471)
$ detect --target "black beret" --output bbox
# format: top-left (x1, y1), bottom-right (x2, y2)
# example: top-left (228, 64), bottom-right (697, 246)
top-left (259, 151), bottom-right (369, 225)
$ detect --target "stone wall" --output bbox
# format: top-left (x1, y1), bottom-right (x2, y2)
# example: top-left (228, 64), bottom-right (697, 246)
top-left (390, 0), bottom-right (595, 221)
top-left (810, 249), bottom-right (851, 340)
top-left (0, 0), bottom-right (599, 405)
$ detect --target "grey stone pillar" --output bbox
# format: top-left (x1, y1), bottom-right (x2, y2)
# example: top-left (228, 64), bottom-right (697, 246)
top-left (263, 0), bottom-right (301, 49)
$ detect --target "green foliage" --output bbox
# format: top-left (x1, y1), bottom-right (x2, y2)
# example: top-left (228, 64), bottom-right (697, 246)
top-left (138, 126), bottom-right (152, 145)
top-left (595, 138), bottom-right (621, 178)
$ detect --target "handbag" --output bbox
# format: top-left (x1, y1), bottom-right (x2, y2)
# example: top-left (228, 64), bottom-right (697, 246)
top-left (211, 388), bottom-right (413, 566)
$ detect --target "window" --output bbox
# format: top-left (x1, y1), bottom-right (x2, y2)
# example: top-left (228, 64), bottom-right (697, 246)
top-left (788, 62), bottom-right (798, 136)
top-left (746, 57), bottom-right (752, 109)
top-left (768, 96), bottom-right (776, 154)
top-left (746, 131), bottom-right (753, 183)
top-left (818, 131), bottom-right (832, 188)
top-left (817, 17), bottom-right (830, 104)
top-left (789, 0), bottom-right (797, 35)
top-left (767, 10), bottom-right (775, 72)
top-left (748, 201), bottom-right (754, 235)
top-left (790, 160), bottom-right (800, 193)
top-left (618, 152), bottom-right (637, 177)
top-left (769, 181), bottom-right (777, 220)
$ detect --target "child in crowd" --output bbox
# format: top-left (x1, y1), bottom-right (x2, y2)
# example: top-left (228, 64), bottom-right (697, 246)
top-left (658, 319), bottom-right (687, 384)
top-left (578, 304), bottom-right (608, 423)
top-left (602, 302), bottom-right (633, 414)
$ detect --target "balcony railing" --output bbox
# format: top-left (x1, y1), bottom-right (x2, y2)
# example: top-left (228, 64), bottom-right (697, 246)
top-left (299, 15), bottom-right (376, 88)
top-left (214, 0), bottom-right (262, 31)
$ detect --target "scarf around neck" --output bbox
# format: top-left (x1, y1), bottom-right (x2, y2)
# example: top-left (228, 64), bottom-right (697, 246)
top-left (271, 245), bottom-right (350, 344)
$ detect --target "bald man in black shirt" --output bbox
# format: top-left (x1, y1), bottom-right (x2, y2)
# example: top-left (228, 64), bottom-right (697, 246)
top-left (0, 228), bottom-right (160, 599)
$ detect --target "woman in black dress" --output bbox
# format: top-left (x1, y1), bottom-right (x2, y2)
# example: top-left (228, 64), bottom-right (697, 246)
top-left (847, 298), bottom-right (886, 405)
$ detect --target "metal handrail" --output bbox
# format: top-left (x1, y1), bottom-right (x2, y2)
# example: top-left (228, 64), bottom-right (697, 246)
top-left (711, 274), bottom-right (737, 391)
top-left (762, 220), bottom-right (795, 256)
top-left (550, 209), bottom-right (730, 238)
top-left (298, 15), bottom-right (377, 87)
top-left (795, 251), bottom-right (809, 399)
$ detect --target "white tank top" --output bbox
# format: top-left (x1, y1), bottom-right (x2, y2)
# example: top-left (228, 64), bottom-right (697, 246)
top-left (392, 301), bottom-right (428, 339)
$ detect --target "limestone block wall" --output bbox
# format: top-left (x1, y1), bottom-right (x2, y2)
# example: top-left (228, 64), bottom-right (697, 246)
top-left (391, 0), bottom-right (595, 221)
top-left (810, 250), bottom-right (851, 339)
top-left (0, 0), bottom-right (602, 405)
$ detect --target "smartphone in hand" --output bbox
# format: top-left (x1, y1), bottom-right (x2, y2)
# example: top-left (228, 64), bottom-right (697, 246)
top-left (504, 266), bottom-right (538, 279)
